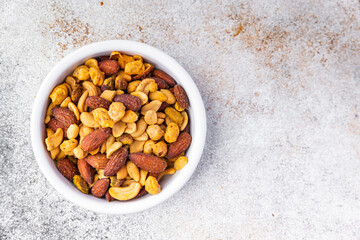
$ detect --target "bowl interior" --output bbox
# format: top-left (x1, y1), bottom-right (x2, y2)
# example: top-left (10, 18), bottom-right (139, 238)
top-left (31, 41), bottom-right (206, 214)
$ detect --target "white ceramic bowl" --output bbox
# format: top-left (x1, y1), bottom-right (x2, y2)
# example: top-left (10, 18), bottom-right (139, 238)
top-left (31, 40), bottom-right (207, 214)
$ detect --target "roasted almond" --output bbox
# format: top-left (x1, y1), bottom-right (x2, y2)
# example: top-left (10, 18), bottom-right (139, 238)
top-left (129, 153), bottom-right (166, 173)
top-left (105, 190), bottom-right (115, 202)
top-left (78, 158), bottom-right (95, 185)
top-left (57, 158), bottom-right (79, 181)
top-left (152, 69), bottom-right (175, 87)
top-left (150, 77), bottom-right (170, 89)
top-left (99, 60), bottom-right (120, 76)
top-left (47, 117), bottom-right (68, 138)
top-left (84, 154), bottom-right (109, 169)
top-left (52, 107), bottom-right (78, 127)
top-left (158, 102), bottom-right (171, 112)
top-left (91, 178), bottom-right (109, 198)
top-left (85, 96), bottom-right (111, 110)
top-left (113, 94), bottom-right (142, 112)
top-left (104, 147), bottom-right (128, 176)
top-left (174, 85), bottom-right (189, 109)
top-left (167, 132), bottom-right (192, 159)
top-left (80, 128), bottom-right (112, 152)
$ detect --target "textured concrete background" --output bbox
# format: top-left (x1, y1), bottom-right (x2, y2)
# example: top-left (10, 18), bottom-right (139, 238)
top-left (0, 0), bottom-right (360, 239)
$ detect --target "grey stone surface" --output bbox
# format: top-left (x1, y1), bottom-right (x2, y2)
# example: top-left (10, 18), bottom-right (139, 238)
top-left (0, 0), bottom-right (360, 239)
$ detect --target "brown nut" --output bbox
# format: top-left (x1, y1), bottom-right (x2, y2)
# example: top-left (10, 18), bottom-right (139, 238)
top-left (152, 69), bottom-right (175, 87)
top-left (174, 85), bottom-right (189, 109)
top-left (99, 60), bottom-right (120, 76)
top-left (113, 94), bottom-right (142, 112)
top-left (85, 96), bottom-right (111, 110)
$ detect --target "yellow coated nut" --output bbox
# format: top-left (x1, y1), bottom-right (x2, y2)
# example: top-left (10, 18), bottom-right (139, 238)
top-left (50, 147), bottom-right (60, 159)
top-left (68, 102), bottom-right (80, 121)
top-left (44, 116), bottom-right (51, 124)
top-left (106, 142), bottom-right (122, 158)
top-left (89, 174), bottom-right (100, 188)
top-left (73, 145), bottom-right (87, 159)
top-left (73, 175), bottom-right (89, 194)
top-left (143, 140), bottom-right (155, 154)
top-left (105, 135), bottom-right (115, 153)
top-left (117, 165), bottom-right (128, 179)
top-left (174, 156), bottom-right (188, 171)
top-left (65, 76), bottom-right (78, 89)
top-left (164, 122), bottom-right (180, 143)
top-left (127, 80), bottom-right (141, 93)
top-left (135, 79), bottom-right (156, 94)
top-left (168, 152), bottom-right (185, 162)
top-left (140, 100), bottom-right (162, 115)
top-left (126, 161), bottom-right (140, 181)
top-left (180, 111), bottom-right (188, 131)
top-left (108, 102), bottom-right (126, 122)
top-left (124, 60), bottom-right (144, 75)
top-left (152, 141), bottom-right (168, 157)
top-left (131, 118), bottom-right (147, 138)
top-left (60, 139), bottom-right (78, 156)
top-left (160, 89), bottom-right (176, 104)
top-left (110, 51), bottom-right (121, 60)
top-left (139, 169), bottom-right (148, 186)
top-left (56, 150), bottom-right (66, 161)
top-left (144, 110), bottom-right (157, 125)
top-left (92, 108), bottom-right (114, 128)
top-left (109, 182), bottom-right (141, 201)
top-left (146, 125), bottom-right (164, 141)
top-left (157, 168), bottom-right (176, 182)
top-left (45, 128), bottom-right (63, 151)
top-left (118, 54), bottom-right (135, 69)
top-left (100, 90), bottom-right (116, 102)
top-left (100, 141), bottom-right (106, 153)
top-left (73, 65), bottom-right (90, 81)
top-left (129, 140), bottom-right (146, 153)
top-left (149, 91), bottom-right (167, 102)
top-left (89, 67), bottom-right (105, 86)
top-left (117, 70), bottom-right (132, 82)
top-left (97, 169), bottom-right (108, 179)
top-left (80, 112), bottom-right (100, 128)
top-left (117, 133), bottom-right (133, 145)
top-left (50, 84), bottom-right (68, 106)
top-left (89, 147), bottom-right (100, 155)
top-left (85, 58), bottom-right (98, 68)
top-left (67, 124), bottom-right (79, 139)
top-left (46, 102), bottom-right (56, 117)
top-left (122, 179), bottom-right (138, 187)
top-left (112, 121), bottom-right (126, 137)
top-left (133, 132), bottom-right (149, 141)
top-left (147, 82), bottom-right (158, 93)
top-left (46, 128), bottom-right (55, 137)
top-left (82, 81), bottom-right (99, 96)
top-left (174, 101), bottom-right (185, 112)
top-left (77, 90), bottom-right (89, 113)
top-left (145, 176), bottom-right (161, 195)
top-left (60, 96), bottom-right (71, 108)
top-left (165, 107), bottom-right (183, 126)
top-left (131, 91), bottom-right (148, 105)
top-left (124, 122), bottom-right (137, 134)
top-left (121, 110), bottom-right (139, 123)
top-left (79, 125), bottom-right (94, 140)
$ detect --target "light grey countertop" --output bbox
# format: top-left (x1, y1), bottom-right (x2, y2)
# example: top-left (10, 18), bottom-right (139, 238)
top-left (1, 0), bottom-right (359, 239)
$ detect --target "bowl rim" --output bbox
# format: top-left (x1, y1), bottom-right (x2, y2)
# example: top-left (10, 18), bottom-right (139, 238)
top-left (31, 40), bottom-right (207, 214)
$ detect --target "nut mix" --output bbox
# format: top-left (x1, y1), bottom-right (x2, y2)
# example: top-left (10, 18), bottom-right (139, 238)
top-left (44, 52), bottom-right (191, 201)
